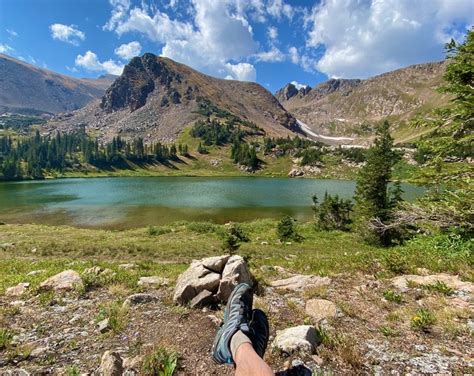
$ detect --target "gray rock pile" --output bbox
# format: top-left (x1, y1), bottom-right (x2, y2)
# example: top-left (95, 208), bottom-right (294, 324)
top-left (173, 255), bottom-right (252, 306)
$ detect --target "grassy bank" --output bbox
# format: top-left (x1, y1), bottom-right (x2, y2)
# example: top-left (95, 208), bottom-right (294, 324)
top-left (0, 220), bottom-right (472, 295)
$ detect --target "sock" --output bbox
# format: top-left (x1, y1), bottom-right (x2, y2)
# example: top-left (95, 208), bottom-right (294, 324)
top-left (230, 330), bottom-right (252, 360)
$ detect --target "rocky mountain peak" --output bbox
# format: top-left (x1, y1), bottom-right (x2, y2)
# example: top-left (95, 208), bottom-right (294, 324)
top-left (275, 82), bottom-right (312, 103)
top-left (100, 54), bottom-right (183, 113)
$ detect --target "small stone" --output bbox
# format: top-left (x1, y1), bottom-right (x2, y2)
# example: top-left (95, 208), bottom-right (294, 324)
top-left (138, 276), bottom-right (170, 287)
top-left (123, 293), bottom-right (159, 307)
top-left (272, 325), bottom-right (318, 355)
top-left (271, 275), bottom-right (331, 291)
top-left (118, 263), bottom-right (137, 270)
top-left (207, 314), bottom-right (222, 327)
top-left (99, 351), bottom-right (123, 376)
top-left (123, 355), bottom-right (144, 370)
top-left (305, 299), bottom-right (337, 323)
top-left (31, 248), bottom-right (37, 253)
top-left (30, 346), bottom-right (49, 359)
top-left (261, 241), bottom-right (269, 245)
top-left (311, 354), bottom-right (324, 366)
top-left (97, 318), bottom-right (110, 333)
top-left (0, 242), bottom-right (15, 250)
top-left (27, 270), bottom-right (45, 276)
top-left (190, 289), bottom-right (215, 308)
top-left (6, 282), bottom-right (29, 297)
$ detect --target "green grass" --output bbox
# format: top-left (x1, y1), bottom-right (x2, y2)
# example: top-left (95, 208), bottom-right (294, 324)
top-left (142, 347), bottom-right (178, 376)
top-left (383, 290), bottom-right (404, 303)
top-left (0, 327), bottom-right (13, 350)
top-left (422, 281), bottom-right (454, 296)
top-left (411, 308), bottom-right (436, 332)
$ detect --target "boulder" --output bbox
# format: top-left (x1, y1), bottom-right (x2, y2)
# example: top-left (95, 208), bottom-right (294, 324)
top-left (391, 273), bottom-right (473, 294)
top-left (305, 299), bottom-right (337, 322)
top-left (216, 255), bottom-right (252, 302)
top-left (123, 293), bottom-right (159, 307)
top-left (288, 168), bottom-right (304, 177)
top-left (273, 326), bottom-right (318, 355)
top-left (190, 290), bottom-right (215, 308)
top-left (138, 276), bottom-right (170, 287)
top-left (271, 275), bottom-right (331, 291)
top-left (6, 283), bottom-right (29, 297)
top-left (201, 255), bottom-right (230, 273)
top-left (173, 262), bottom-right (221, 305)
top-left (99, 351), bottom-right (123, 376)
top-left (39, 270), bottom-right (83, 293)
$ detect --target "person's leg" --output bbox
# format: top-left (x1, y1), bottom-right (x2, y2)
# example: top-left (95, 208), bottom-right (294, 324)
top-left (234, 342), bottom-right (273, 376)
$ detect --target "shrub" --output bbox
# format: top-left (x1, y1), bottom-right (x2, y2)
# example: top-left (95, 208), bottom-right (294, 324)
top-left (0, 328), bottom-right (13, 350)
top-left (411, 308), bottom-right (436, 332)
top-left (383, 290), bottom-right (403, 303)
top-left (148, 226), bottom-right (171, 236)
top-left (423, 281), bottom-right (454, 296)
top-left (277, 216), bottom-right (302, 242)
top-left (312, 193), bottom-right (353, 231)
top-left (222, 224), bottom-right (250, 254)
top-left (142, 347), bottom-right (178, 376)
top-left (186, 222), bottom-right (217, 234)
top-left (96, 301), bottom-right (128, 334)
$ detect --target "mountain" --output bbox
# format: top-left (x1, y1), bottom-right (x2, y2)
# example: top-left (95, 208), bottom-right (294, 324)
top-left (0, 54), bottom-right (116, 116)
top-left (47, 53), bottom-right (297, 142)
top-left (277, 62), bottom-right (449, 141)
top-left (275, 82), bottom-right (312, 102)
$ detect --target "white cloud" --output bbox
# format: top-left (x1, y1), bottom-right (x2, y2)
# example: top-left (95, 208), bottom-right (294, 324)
top-left (6, 29), bottom-right (18, 37)
top-left (267, 26), bottom-right (278, 41)
top-left (224, 62), bottom-right (256, 81)
top-left (104, 0), bottom-right (131, 31)
top-left (49, 23), bottom-right (85, 46)
top-left (288, 46), bottom-right (299, 64)
top-left (114, 41), bottom-right (142, 60)
top-left (290, 81), bottom-right (308, 90)
top-left (0, 44), bottom-right (14, 54)
top-left (267, 0), bottom-right (294, 20)
top-left (255, 46), bottom-right (285, 62)
top-left (75, 50), bottom-right (123, 75)
top-left (306, 0), bottom-right (474, 78)
top-left (105, 0), bottom-right (260, 81)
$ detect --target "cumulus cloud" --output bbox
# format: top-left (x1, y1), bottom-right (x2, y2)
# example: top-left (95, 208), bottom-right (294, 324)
top-left (255, 47), bottom-right (285, 62)
top-left (267, 26), bottom-right (278, 41)
top-left (103, 0), bottom-right (265, 81)
top-left (267, 0), bottom-right (294, 20)
top-left (50, 23), bottom-right (85, 46)
top-left (75, 50), bottom-right (123, 75)
top-left (114, 41), bottom-right (142, 59)
top-left (0, 44), bottom-right (14, 54)
top-left (306, 0), bottom-right (474, 78)
top-left (290, 81), bottom-right (308, 90)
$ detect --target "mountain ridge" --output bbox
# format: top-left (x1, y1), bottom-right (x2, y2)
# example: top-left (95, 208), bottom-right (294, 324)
top-left (0, 54), bottom-right (116, 116)
top-left (46, 53), bottom-right (298, 143)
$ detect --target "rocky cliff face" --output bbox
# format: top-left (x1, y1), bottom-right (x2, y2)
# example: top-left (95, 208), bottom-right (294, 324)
top-left (47, 54), bottom-right (297, 142)
top-left (278, 62), bottom-right (448, 140)
top-left (275, 83), bottom-right (312, 103)
top-left (0, 54), bottom-right (115, 116)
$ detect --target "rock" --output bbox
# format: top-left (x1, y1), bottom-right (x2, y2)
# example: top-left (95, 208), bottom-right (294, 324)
top-left (207, 314), bottom-right (222, 327)
top-left (311, 355), bottom-right (324, 366)
top-left (173, 262), bottom-right (221, 305)
top-left (416, 267), bottom-right (430, 276)
top-left (190, 289), bottom-right (215, 308)
top-left (273, 325), bottom-right (318, 355)
top-left (261, 241), bottom-right (269, 245)
top-left (30, 346), bottom-right (49, 359)
top-left (391, 273), bottom-right (473, 294)
top-left (83, 266), bottom-right (103, 275)
top-left (271, 275), bottom-right (331, 291)
top-left (201, 255), bottom-right (230, 273)
top-left (123, 293), bottom-right (159, 307)
top-left (99, 351), bottom-right (123, 376)
top-left (39, 270), bottom-right (83, 293)
top-left (26, 270), bottom-right (45, 276)
top-left (97, 318), bottom-right (110, 333)
top-left (6, 282), bottom-right (29, 297)
top-left (288, 168), bottom-right (304, 177)
top-left (305, 299), bottom-right (337, 322)
top-left (123, 355), bottom-right (144, 370)
top-left (216, 255), bottom-right (252, 302)
top-left (138, 276), bottom-right (170, 287)
top-left (0, 242), bottom-right (15, 250)
top-left (118, 263), bottom-right (137, 270)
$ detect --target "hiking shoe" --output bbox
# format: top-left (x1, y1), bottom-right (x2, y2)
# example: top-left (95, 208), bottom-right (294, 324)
top-left (212, 283), bottom-right (253, 364)
top-left (248, 309), bottom-right (270, 359)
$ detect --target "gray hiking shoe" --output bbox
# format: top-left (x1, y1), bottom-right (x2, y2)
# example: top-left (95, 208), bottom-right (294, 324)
top-left (211, 283), bottom-right (253, 364)
top-left (248, 309), bottom-right (270, 359)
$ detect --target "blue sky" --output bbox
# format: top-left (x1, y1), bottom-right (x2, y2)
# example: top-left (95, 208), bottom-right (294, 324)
top-left (0, 0), bottom-right (472, 93)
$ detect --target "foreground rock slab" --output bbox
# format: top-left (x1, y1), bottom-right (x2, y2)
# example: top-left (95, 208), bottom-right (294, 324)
top-left (173, 255), bottom-right (252, 305)
top-left (99, 351), bottom-right (123, 376)
top-left (270, 275), bottom-right (331, 291)
top-left (392, 273), bottom-right (473, 294)
top-left (273, 325), bottom-right (318, 355)
top-left (39, 270), bottom-right (83, 293)
top-left (6, 282), bottom-right (29, 297)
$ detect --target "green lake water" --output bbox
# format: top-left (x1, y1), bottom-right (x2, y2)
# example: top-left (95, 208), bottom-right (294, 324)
top-left (0, 177), bottom-right (426, 229)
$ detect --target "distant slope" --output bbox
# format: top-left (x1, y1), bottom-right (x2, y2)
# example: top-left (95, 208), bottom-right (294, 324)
top-left (0, 54), bottom-right (116, 115)
top-left (47, 53), bottom-right (297, 142)
top-left (278, 62), bottom-right (449, 141)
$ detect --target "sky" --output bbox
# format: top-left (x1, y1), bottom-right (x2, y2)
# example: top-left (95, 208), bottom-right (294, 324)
top-left (0, 0), bottom-right (473, 93)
